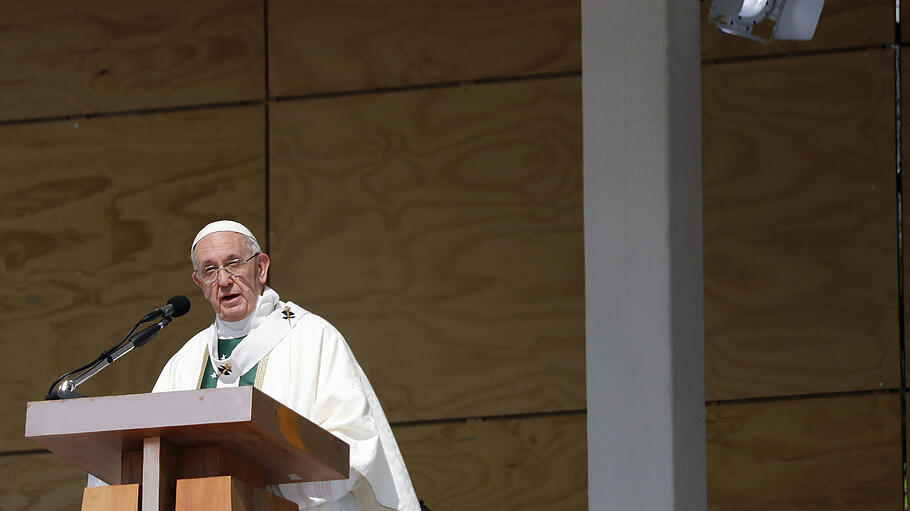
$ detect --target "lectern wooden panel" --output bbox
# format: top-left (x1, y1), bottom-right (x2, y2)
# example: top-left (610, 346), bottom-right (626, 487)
top-left (82, 484), bottom-right (139, 511)
top-left (176, 476), bottom-right (298, 511)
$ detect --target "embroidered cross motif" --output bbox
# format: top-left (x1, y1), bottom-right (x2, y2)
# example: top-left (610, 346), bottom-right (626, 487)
top-left (217, 363), bottom-right (232, 376)
top-left (282, 306), bottom-right (295, 324)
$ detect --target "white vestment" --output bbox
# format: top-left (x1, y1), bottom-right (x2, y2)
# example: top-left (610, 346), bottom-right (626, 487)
top-left (152, 297), bottom-right (419, 511)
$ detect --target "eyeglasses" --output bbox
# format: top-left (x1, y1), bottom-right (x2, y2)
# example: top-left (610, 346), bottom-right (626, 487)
top-left (196, 253), bottom-right (260, 284)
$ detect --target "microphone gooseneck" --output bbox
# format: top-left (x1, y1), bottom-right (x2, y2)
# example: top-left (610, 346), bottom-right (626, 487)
top-left (45, 295), bottom-right (191, 400)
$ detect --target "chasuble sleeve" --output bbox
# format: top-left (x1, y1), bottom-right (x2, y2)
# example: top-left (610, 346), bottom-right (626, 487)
top-left (268, 319), bottom-right (418, 511)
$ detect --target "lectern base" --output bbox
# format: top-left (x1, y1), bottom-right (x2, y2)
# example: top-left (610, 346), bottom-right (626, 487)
top-left (176, 476), bottom-right (297, 511)
top-left (81, 477), bottom-right (297, 511)
top-left (82, 483), bottom-right (140, 511)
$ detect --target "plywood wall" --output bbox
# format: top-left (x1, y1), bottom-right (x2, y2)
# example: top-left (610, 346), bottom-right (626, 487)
top-left (0, 1), bottom-right (583, 510)
top-left (0, 107), bottom-right (267, 449)
top-left (0, 0), bottom-right (265, 120)
top-left (268, 78), bottom-right (583, 422)
top-left (703, 1), bottom-right (905, 508)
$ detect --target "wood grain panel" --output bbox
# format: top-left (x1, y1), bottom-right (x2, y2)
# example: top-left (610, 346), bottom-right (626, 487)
top-left (0, 0), bottom-right (264, 121)
top-left (269, 77), bottom-right (583, 422)
top-left (707, 394), bottom-right (902, 511)
top-left (0, 451), bottom-right (87, 511)
top-left (176, 476), bottom-right (297, 511)
top-left (393, 413), bottom-right (586, 511)
top-left (268, 0), bottom-right (581, 97)
top-left (701, 0), bottom-right (892, 62)
top-left (900, 53), bottom-right (910, 379)
top-left (82, 484), bottom-right (140, 511)
top-left (703, 49), bottom-right (897, 400)
top-left (902, 3), bottom-right (910, 43)
top-left (1, 106), bottom-right (265, 452)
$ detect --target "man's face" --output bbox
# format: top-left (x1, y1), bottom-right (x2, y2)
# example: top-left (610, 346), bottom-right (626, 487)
top-left (191, 231), bottom-right (270, 322)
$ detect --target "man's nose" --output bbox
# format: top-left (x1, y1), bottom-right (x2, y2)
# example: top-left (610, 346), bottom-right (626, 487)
top-left (215, 268), bottom-right (234, 286)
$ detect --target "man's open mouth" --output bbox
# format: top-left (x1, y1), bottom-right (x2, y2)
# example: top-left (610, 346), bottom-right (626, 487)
top-left (221, 293), bottom-right (241, 304)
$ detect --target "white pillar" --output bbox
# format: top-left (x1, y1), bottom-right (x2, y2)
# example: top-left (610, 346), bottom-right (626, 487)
top-left (583, 1), bottom-right (706, 509)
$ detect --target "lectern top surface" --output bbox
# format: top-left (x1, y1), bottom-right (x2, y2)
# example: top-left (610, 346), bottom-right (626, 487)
top-left (25, 387), bottom-right (349, 485)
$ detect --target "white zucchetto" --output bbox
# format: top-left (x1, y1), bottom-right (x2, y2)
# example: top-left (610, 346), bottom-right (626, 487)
top-left (192, 220), bottom-right (258, 250)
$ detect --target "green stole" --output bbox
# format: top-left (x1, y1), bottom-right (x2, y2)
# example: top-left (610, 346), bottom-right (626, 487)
top-left (199, 337), bottom-right (260, 389)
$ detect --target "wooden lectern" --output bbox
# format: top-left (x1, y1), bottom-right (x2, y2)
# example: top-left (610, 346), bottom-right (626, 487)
top-left (25, 387), bottom-right (350, 511)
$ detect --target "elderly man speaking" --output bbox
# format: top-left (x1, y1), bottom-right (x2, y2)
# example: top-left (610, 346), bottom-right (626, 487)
top-left (153, 220), bottom-right (419, 511)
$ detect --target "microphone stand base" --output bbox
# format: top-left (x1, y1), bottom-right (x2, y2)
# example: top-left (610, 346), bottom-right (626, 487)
top-left (44, 389), bottom-right (86, 401)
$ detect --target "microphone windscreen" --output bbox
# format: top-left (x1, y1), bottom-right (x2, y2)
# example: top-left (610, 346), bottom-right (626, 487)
top-left (167, 295), bottom-right (191, 317)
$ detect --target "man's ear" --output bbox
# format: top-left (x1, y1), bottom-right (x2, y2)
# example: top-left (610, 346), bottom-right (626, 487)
top-left (256, 253), bottom-right (270, 285)
top-left (192, 271), bottom-right (202, 288)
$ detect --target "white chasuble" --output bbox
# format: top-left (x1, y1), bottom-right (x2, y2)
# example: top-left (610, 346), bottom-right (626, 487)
top-left (152, 294), bottom-right (419, 511)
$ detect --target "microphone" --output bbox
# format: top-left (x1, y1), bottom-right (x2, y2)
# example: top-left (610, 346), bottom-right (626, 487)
top-left (131, 296), bottom-right (191, 348)
top-left (140, 295), bottom-right (191, 323)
